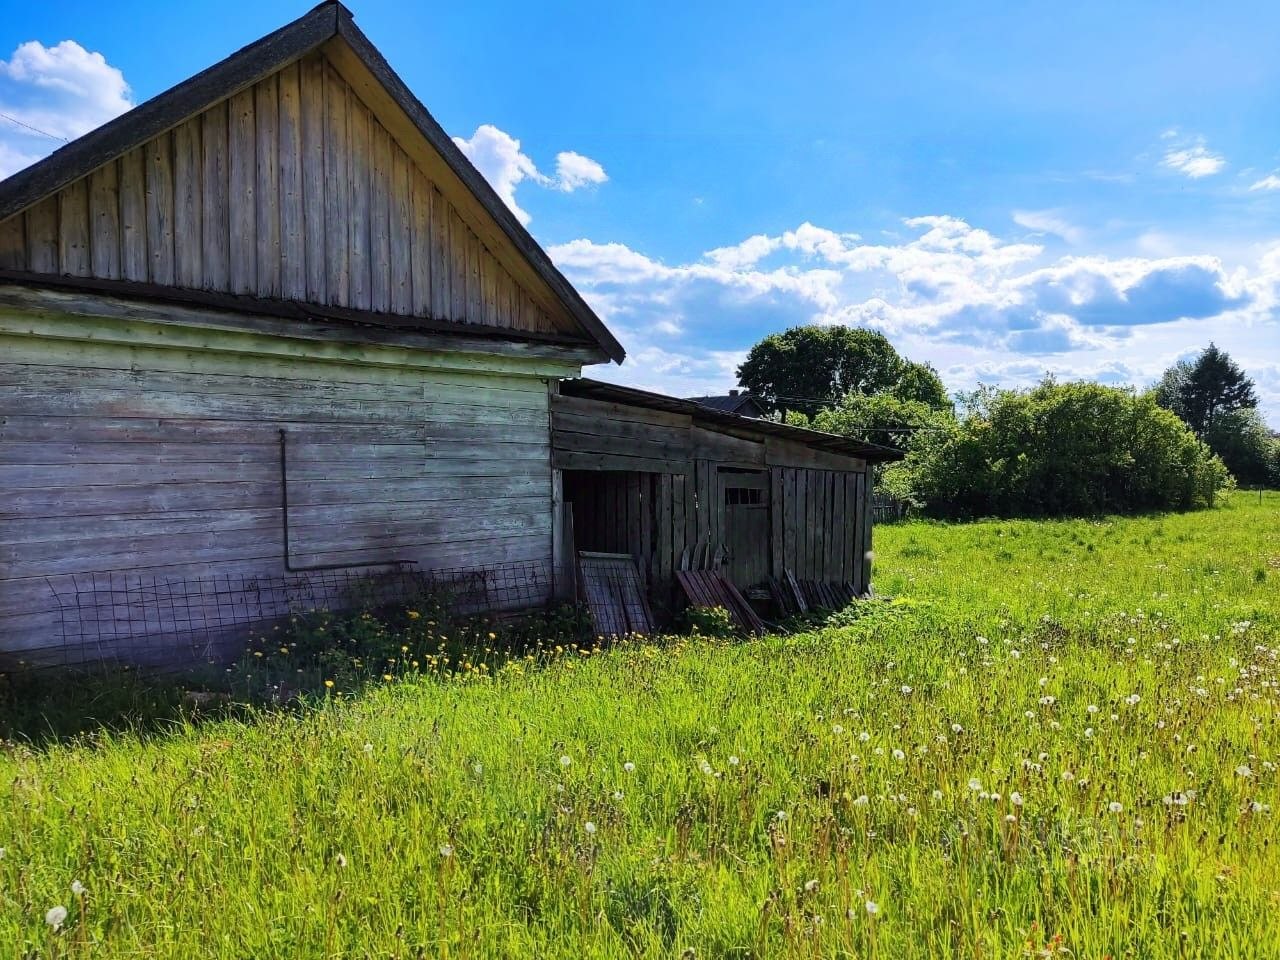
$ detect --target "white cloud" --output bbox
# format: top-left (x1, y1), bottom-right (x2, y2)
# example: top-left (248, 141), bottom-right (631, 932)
top-left (1160, 134), bottom-right (1226, 179)
top-left (1249, 173), bottom-right (1280, 192)
top-left (1012, 209), bottom-right (1083, 244)
top-left (0, 39), bottom-right (133, 178)
top-left (554, 151), bottom-right (607, 191)
top-left (554, 216), bottom-right (1280, 424)
top-left (452, 125), bottom-right (607, 224)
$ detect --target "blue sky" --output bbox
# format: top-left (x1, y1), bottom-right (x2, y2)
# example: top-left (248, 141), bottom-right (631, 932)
top-left (3, 0), bottom-right (1279, 421)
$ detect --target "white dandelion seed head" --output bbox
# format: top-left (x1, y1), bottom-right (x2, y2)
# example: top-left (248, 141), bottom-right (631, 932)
top-left (728, 755), bottom-right (740, 766)
top-left (335, 853), bottom-right (348, 868)
top-left (865, 900), bottom-right (880, 916)
top-left (968, 777), bottom-right (983, 792)
top-left (439, 843), bottom-right (454, 858)
top-left (858, 731), bottom-right (871, 742)
top-left (45, 906), bottom-right (68, 929)
top-left (900, 685), bottom-right (913, 695)
top-left (362, 742), bottom-right (374, 754)
top-left (1010, 791), bottom-right (1023, 807)
top-left (1108, 801), bottom-right (1123, 813)
top-left (931, 789), bottom-right (943, 801)
top-left (853, 794), bottom-right (870, 807)
top-left (892, 748), bottom-right (906, 761)
top-left (951, 723), bottom-right (963, 733)
top-left (70, 881), bottom-right (85, 896)
top-left (803, 879), bottom-right (820, 893)
top-left (623, 761), bottom-right (635, 773)
top-left (613, 790), bottom-right (624, 801)
top-left (584, 821), bottom-right (597, 835)
top-left (559, 755), bottom-right (572, 767)
top-left (1087, 704), bottom-right (1099, 714)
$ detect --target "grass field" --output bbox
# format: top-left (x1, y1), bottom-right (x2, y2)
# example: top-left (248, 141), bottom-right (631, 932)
top-left (1, 492), bottom-right (1277, 957)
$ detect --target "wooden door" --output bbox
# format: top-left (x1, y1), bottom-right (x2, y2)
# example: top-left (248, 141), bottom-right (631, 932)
top-left (719, 469), bottom-right (770, 587)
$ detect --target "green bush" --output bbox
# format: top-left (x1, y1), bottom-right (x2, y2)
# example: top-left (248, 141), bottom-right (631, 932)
top-left (907, 380), bottom-right (1230, 518)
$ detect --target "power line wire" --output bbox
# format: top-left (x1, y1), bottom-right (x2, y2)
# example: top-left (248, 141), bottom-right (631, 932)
top-left (0, 111), bottom-right (68, 143)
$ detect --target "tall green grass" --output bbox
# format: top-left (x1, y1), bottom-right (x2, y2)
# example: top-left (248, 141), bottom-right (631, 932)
top-left (1, 492), bottom-right (1277, 957)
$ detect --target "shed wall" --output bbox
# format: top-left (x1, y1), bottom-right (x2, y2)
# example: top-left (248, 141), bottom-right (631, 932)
top-left (0, 307), bottom-right (574, 666)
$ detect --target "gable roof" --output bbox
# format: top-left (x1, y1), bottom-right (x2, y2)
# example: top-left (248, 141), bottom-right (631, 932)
top-left (0, 1), bottom-right (625, 363)
top-left (686, 392), bottom-right (765, 416)
top-left (563, 379), bottom-right (904, 463)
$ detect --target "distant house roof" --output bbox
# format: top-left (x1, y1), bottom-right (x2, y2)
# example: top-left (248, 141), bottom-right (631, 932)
top-left (565, 379), bottom-right (903, 463)
top-left (686, 390), bottom-right (766, 417)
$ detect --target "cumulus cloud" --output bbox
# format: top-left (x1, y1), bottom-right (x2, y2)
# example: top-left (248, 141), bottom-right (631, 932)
top-left (1160, 132), bottom-right (1226, 179)
top-left (1250, 173), bottom-right (1280, 191)
top-left (554, 151), bottom-right (607, 191)
top-left (0, 39), bottom-right (133, 178)
top-left (554, 216), bottom-right (1280, 423)
top-left (452, 124), bottom-right (607, 224)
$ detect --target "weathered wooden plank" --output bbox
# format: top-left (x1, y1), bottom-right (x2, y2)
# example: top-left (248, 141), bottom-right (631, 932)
top-left (277, 60), bottom-right (305, 300)
top-left (449, 207), bottom-right (467, 321)
top-left (228, 87), bottom-right (257, 294)
top-left (24, 194), bottom-right (59, 274)
top-left (118, 149), bottom-right (149, 282)
top-left (299, 54), bottom-right (326, 304)
top-left (409, 167), bottom-right (432, 316)
top-left (430, 186), bottom-right (450, 318)
top-left (553, 410), bottom-right (692, 447)
top-left (200, 102), bottom-right (230, 291)
top-left (465, 226), bottom-right (482, 323)
top-left (480, 246), bottom-right (497, 326)
top-left (765, 436), bottom-right (867, 472)
top-left (172, 117), bottom-right (203, 287)
top-left (254, 72), bottom-right (281, 298)
top-left (859, 471), bottom-right (873, 594)
top-left (552, 428), bottom-right (690, 462)
top-left (347, 101), bottom-right (372, 310)
top-left (87, 164), bottom-right (121, 279)
top-left (58, 177), bottom-right (91, 277)
top-left (770, 466), bottom-right (784, 578)
top-left (389, 147), bottom-right (413, 314)
top-left (0, 215), bottom-right (25, 270)
top-left (4, 475), bottom-right (550, 521)
top-left (552, 450), bottom-right (689, 475)
top-left (322, 64), bottom-right (349, 305)
top-left (552, 394), bottom-right (692, 429)
top-left (145, 131), bottom-right (175, 285)
top-left (657, 472), bottom-right (673, 589)
top-left (368, 121), bottom-right (392, 313)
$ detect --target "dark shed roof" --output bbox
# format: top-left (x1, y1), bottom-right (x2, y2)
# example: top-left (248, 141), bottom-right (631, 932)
top-left (561, 379), bottom-right (904, 464)
top-left (0, 1), bottom-right (625, 364)
top-left (686, 392), bottom-right (766, 416)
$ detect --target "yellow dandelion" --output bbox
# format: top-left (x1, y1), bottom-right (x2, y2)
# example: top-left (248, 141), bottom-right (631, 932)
top-left (324, 679), bottom-right (335, 689)
top-left (407, 610), bottom-right (421, 620)
top-left (383, 673), bottom-right (394, 682)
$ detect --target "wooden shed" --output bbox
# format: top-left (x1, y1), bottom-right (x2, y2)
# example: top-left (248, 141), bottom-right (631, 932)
top-left (552, 380), bottom-right (902, 615)
top-left (0, 3), bottom-right (623, 668)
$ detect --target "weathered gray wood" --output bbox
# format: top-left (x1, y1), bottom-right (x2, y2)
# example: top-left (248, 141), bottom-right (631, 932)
top-left (254, 72), bottom-right (281, 298)
top-left (347, 101), bottom-right (372, 310)
top-left (770, 466), bottom-right (784, 577)
top-left (322, 63), bottom-right (349, 305)
top-left (369, 121), bottom-right (392, 312)
top-left (88, 165), bottom-right (122, 280)
top-left (277, 60), bottom-right (305, 300)
top-left (58, 177), bottom-right (91, 277)
top-left (0, 215), bottom-right (24, 270)
top-left (299, 53), bottom-right (327, 304)
top-left (145, 132), bottom-right (175, 285)
top-left (200, 102), bottom-right (230, 291)
top-left (172, 118), bottom-right (203, 287)
top-left (24, 195), bottom-right (59, 274)
top-left (389, 147), bottom-right (412, 314)
top-left (552, 450), bottom-right (688, 475)
top-left (118, 148), bottom-right (148, 281)
top-left (409, 167), bottom-right (432, 316)
top-left (449, 207), bottom-right (467, 321)
top-left (228, 87), bottom-right (257, 294)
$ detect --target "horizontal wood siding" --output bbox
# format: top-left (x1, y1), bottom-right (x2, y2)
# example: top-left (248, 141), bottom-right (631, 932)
top-left (0, 312), bottom-right (567, 666)
top-left (0, 52), bottom-right (573, 339)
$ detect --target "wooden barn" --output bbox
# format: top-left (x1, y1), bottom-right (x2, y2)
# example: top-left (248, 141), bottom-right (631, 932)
top-left (0, 2), bottom-right (899, 668)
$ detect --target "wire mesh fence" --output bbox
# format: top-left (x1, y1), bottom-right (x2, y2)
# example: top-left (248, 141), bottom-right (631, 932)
top-left (38, 559), bottom-right (564, 673)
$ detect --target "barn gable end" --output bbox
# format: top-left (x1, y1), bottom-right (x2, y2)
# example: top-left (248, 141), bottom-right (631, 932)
top-left (0, 2), bottom-right (623, 362)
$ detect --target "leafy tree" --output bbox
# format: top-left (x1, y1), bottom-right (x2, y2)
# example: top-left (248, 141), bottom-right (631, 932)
top-left (908, 380), bottom-right (1229, 518)
top-left (1154, 343), bottom-right (1257, 434)
top-left (1203, 408), bottom-right (1280, 487)
top-left (736, 326), bottom-right (948, 417)
top-left (799, 392), bottom-right (954, 455)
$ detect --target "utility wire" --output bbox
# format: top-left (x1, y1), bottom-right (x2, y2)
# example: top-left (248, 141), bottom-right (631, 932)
top-left (0, 111), bottom-right (68, 143)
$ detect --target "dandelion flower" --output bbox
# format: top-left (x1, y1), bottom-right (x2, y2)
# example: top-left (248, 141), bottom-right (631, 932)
top-left (623, 761), bottom-right (635, 773)
top-left (612, 790), bottom-right (624, 801)
top-left (335, 853), bottom-right (348, 868)
top-left (728, 755), bottom-right (740, 766)
top-left (951, 723), bottom-right (963, 734)
top-left (900, 685), bottom-right (913, 695)
top-left (803, 879), bottom-right (820, 893)
top-left (892, 748), bottom-right (906, 761)
top-left (1010, 791), bottom-right (1023, 807)
top-left (698, 759), bottom-right (714, 775)
top-left (70, 881), bottom-right (85, 896)
top-left (853, 794), bottom-right (870, 807)
top-left (1108, 801), bottom-right (1123, 813)
top-left (0, 847), bottom-right (5, 860)
top-left (362, 743), bottom-right (374, 755)
top-left (865, 900), bottom-right (880, 916)
top-left (45, 906), bottom-right (67, 930)
top-left (324, 679), bottom-right (335, 689)
top-left (559, 755), bottom-right (572, 768)
top-left (584, 821), bottom-right (597, 835)
top-left (968, 777), bottom-right (983, 792)
top-left (931, 789), bottom-right (944, 801)
top-left (439, 844), bottom-right (454, 858)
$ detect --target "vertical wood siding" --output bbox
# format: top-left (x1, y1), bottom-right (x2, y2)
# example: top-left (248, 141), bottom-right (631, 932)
top-left (0, 52), bottom-right (569, 337)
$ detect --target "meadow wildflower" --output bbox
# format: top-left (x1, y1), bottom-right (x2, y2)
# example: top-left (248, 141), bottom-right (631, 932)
top-left (1236, 764), bottom-right (1254, 778)
top-left (728, 755), bottom-right (740, 766)
top-left (335, 853), bottom-right (348, 868)
top-left (439, 844), bottom-right (454, 858)
top-left (45, 906), bottom-right (67, 930)
top-left (71, 881), bottom-right (85, 896)
top-left (865, 900), bottom-right (880, 916)
top-left (803, 879), bottom-right (820, 893)
top-left (1108, 801), bottom-right (1123, 813)
top-left (584, 821), bottom-right (597, 835)
top-left (968, 777), bottom-right (983, 792)
top-left (892, 748), bottom-right (906, 760)
top-left (362, 743), bottom-right (374, 755)
top-left (1010, 791), bottom-right (1023, 806)
top-left (623, 761), bottom-right (635, 773)
top-left (559, 755), bottom-right (572, 768)
top-left (853, 794), bottom-right (870, 807)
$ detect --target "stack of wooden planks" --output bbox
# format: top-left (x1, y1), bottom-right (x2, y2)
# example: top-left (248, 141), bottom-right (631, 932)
top-left (577, 552), bottom-right (655, 637)
top-left (766, 572), bottom-right (864, 617)
top-left (675, 569), bottom-right (767, 637)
